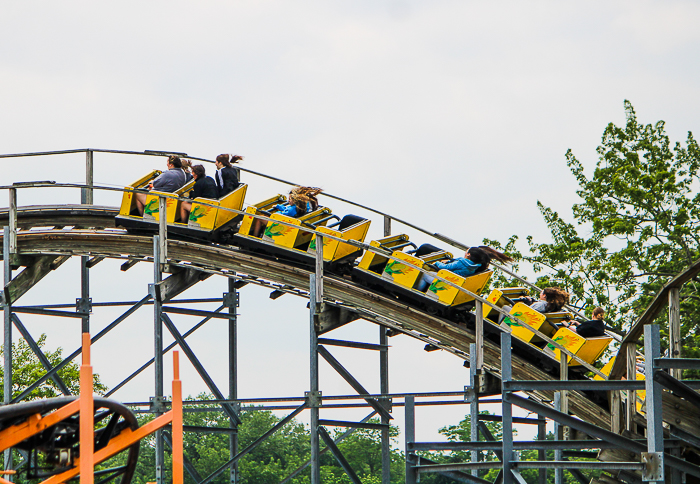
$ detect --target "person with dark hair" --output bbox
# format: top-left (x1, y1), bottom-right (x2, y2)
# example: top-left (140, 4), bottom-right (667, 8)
top-left (179, 164), bottom-right (219, 222)
top-left (251, 186), bottom-right (323, 237)
top-left (215, 154), bottom-right (243, 197)
top-left (498, 286), bottom-right (571, 323)
top-left (417, 246), bottom-right (514, 292)
top-left (136, 155), bottom-right (188, 215)
top-left (564, 307), bottom-right (606, 337)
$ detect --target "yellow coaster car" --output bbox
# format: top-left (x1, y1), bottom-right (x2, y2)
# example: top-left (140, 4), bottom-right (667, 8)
top-left (547, 327), bottom-right (612, 367)
top-left (234, 195), bottom-right (370, 270)
top-left (115, 171), bottom-right (249, 242)
top-left (353, 238), bottom-right (491, 319)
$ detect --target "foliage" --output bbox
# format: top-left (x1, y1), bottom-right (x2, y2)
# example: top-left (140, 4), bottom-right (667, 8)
top-left (0, 334), bottom-right (107, 401)
top-left (491, 101), bottom-right (700, 359)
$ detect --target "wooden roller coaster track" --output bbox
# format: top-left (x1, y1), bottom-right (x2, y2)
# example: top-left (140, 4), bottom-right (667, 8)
top-left (0, 205), bottom-right (612, 431)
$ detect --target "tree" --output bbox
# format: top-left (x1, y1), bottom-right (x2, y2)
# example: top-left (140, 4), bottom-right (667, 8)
top-left (0, 334), bottom-right (107, 401)
top-left (491, 101), bottom-right (700, 359)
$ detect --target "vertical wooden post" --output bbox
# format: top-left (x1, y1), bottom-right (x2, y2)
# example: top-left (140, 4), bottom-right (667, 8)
top-left (158, 197), bottom-right (168, 267)
top-left (172, 351), bottom-right (183, 484)
top-left (669, 288), bottom-right (681, 380)
top-left (80, 333), bottom-right (94, 484)
top-left (3, 228), bottom-right (12, 478)
top-left (82, 150), bottom-right (94, 205)
top-left (8, 188), bottom-right (17, 255)
top-left (475, 300), bottom-right (484, 370)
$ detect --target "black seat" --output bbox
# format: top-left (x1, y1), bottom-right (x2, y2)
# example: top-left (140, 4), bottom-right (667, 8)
top-left (414, 243), bottom-right (443, 258)
top-left (334, 214), bottom-right (366, 231)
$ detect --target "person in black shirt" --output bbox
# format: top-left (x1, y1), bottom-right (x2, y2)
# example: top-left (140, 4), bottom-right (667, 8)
top-left (215, 153), bottom-right (243, 197)
top-left (564, 307), bottom-right (606, 337)
top-left (179, 164), bottom-right (219, 223)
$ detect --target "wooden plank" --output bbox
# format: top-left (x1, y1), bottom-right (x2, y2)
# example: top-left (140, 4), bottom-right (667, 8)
top-left (3, 255), bottom-right (70, 305)
top-left (154, 267), bottom-right (212, 303)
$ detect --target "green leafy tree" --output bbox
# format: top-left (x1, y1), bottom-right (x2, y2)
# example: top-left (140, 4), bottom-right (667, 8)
top-left (0, 334), bottom-right (107, 401)
top-left (491, 101), bottom-right (700, 358)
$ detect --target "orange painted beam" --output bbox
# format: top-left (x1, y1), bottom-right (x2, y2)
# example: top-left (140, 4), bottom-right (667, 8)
top-left (0, 476), bottom-right (14, 484)
top-left (40, 411), bottom-right (174, 484)
top-left (80, 333), bottom-right (94, 484)
top-left (0, 400), bottom-right (81, 452)
top-left (172, 352), bottom-right (183, 484)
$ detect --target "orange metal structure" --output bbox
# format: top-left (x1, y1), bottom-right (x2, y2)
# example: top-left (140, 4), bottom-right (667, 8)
top-left (0, 334), bottom-right (183, 484)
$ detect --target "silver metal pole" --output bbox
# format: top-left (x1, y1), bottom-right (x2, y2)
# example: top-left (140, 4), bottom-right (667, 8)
top-left (380, 211), bottom-right (391, 484)
top-left (644, 324), bottom-right (664, 483)
top-left (153, 236), bottom-right (164, 484)
top-left (475, 300), bottom-right (484, 370)
top-left (501, 332), bottom-right (513, 484)
top-left (3, 227), bottom-right (13, 479)
top-left (537, 415), bottom-right (546, 484)
top-left (379, 326), bottom-right (390, 484)
top-left (309, 274), bottom-right (321, 484)
top-left (228, 278), bottom-right (239, 484)
top-left (404, 395), bottom-right (416, 484)
top-left (469, 343), bottom-right (479, 477)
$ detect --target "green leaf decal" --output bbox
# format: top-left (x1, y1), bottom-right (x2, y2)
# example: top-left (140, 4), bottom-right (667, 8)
top-left (144, 199), bottom-right (159, 215)
top-left (428, 281), bottom-right (448, 294)
top-left (383, 260), bottom-right (409, 276)
top-left (264, 222), bottom-right (288, 238)
top-left (189, 206), bottom-right (207, 221)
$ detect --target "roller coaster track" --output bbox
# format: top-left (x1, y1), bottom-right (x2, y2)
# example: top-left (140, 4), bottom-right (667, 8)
top-left (0, 205), bottom-right (612, 431)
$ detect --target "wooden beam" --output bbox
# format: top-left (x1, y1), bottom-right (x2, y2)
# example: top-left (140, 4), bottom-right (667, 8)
top-left (318, 305), bottom-right (361, 334)
top-left (152, 267), bottom-right (212, 303)
top-left (3, 255), bottom-right (69, 305)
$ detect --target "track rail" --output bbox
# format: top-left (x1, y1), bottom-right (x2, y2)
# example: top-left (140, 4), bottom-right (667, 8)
top-left (0, 205), bottom-right (612, 430)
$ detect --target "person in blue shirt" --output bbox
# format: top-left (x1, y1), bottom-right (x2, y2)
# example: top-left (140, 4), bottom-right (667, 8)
top-left (252, 186), bottom-right (323, 237)
top-left (417, 246), bottom-right (513, 291)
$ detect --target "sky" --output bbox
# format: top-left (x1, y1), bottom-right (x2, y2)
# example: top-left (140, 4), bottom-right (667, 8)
top-left (2, 0), bottom-right (700, 450)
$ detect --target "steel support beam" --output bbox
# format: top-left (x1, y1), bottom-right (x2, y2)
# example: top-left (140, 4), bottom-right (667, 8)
top-left (317, 345), bottom-right (392, 421)
top-left (405, 395), bottom-right (416, 484)
top-left (153, 236), bottom-right (165, 484)
top-left (11, 313), bottom-right (71, 395)
top-left (3, 226), bottom-right (12, 478)
top-left (504, 393), bottom-right (700, 479)
top-left (470, 343), bottom-right (479, 478)
top-left (280, 412), bottom-right (378, 484)
top-left (379, 324), bottom-right (390, 484)
top-left (318, 426), bottom-right (362, 484)
top-left (644, 324), bottom-right (664, 483)
top-left (12, 295), bottom-right (152, 402)
top-left (106, 306), bottom-right (224, 397)
top-left (161, 313), bottom-right (240, 424)
top-left (309, 274), bottom-right (321, 484)
top-left (501, 332), bottom-right (514, 484)
top-left (227, 279), bottom-right (239, 484)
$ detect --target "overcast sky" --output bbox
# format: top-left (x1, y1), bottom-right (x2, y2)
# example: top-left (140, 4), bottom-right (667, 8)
top-left (3, 0), bottom-right (700, 446)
